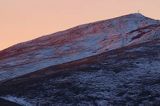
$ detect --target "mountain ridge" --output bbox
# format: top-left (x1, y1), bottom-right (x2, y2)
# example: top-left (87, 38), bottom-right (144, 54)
top-left (0, 13), bottom-right (160, 82)
top-left (0, 13), bottom-right (158, 52)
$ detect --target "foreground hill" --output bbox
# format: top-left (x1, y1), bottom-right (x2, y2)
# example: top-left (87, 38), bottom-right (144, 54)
top-left (0, 13), bottom-right (160, 82)
top-left (0, 39), bottom-right (160, 105)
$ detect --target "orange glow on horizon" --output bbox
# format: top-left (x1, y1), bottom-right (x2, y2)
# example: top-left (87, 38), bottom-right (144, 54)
top-left (0, 0), bottom-right (160, 50)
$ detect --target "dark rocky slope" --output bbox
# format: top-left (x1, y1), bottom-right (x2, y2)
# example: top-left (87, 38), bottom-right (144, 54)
top-left (0, 39), bottom-right (160, 106)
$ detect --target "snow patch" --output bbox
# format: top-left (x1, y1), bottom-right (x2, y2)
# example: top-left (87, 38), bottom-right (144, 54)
top-left (1, 95), bottom-right (33, 106)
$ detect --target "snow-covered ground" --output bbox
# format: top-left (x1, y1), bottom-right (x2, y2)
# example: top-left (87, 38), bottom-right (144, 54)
top-left (0, 13), bottom-right (160, 82)
top-left (1, 96), bottom-right (32, 106)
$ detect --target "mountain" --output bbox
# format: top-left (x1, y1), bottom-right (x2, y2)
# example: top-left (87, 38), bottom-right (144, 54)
top-left (0, 39), bottom-right (160, 106)
top-left (0, 13), bottom-right (160, 105)
top-left (0, 13), bottom-right (160, 82)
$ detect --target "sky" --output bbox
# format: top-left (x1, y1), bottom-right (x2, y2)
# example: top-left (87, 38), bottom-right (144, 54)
top-left (0, 0), bottom-right (160, 50)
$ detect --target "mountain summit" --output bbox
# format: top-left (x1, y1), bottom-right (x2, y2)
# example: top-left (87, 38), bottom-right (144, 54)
top-left (0, 13), bottom-right (160, 82)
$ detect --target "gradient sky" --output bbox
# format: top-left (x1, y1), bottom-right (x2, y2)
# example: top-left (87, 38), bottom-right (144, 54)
top-left (0, 0), bottom-right (160, 50)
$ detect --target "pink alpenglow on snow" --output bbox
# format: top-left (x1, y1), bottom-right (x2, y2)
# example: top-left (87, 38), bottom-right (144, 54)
top-left (0, 13), bottom-right (160, 82)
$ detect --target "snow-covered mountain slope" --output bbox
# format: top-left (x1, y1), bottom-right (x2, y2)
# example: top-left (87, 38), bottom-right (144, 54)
top-left (0, 13), bottom-right (160, 82)
top-left (1, 39), bottom-right (160, 106)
